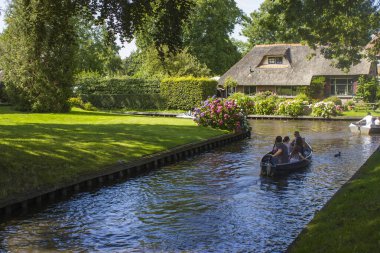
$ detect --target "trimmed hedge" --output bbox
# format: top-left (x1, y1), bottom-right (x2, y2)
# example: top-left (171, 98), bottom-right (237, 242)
top-left (160, 77), bottom-right (217, 110)
top-left (74, 77), bottom-right (165, 109)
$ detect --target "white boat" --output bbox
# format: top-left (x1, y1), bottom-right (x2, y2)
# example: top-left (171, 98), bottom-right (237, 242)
top-left (176, 111), bottom-right (195, 119)
top-left (349, 123), bottom-right (380, 135)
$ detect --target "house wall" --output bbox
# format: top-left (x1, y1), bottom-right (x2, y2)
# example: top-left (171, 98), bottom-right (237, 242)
top-left (256, 86), bottom-right (276, 93)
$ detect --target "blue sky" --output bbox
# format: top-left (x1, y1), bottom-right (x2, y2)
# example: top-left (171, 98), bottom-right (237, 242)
top-left (0, 0), bottom-right (264, 58)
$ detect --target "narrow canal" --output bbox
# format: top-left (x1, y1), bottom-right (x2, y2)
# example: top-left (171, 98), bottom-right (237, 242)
top-left (1, 120), bottom-right (379, 252)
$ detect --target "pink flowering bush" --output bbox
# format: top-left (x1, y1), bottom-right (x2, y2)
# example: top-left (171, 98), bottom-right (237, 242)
top-left (194, 97), bottom-right (249, 132)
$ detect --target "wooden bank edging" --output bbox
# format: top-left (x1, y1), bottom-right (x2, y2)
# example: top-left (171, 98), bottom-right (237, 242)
top-left (0, 131), bottom-right (251, 219)
top-left (286, 144), bottom-right (380, 252)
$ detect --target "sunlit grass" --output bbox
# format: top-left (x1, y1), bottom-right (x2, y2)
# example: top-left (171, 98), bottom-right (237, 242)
top-left (341, 110), bottom-right (380, 117)
top-left (289, 150), bottom-right (380, 253)
top-left (0, 106), bottom-right (226, 202)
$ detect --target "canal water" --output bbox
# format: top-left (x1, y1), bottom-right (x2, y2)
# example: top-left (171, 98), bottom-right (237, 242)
top-left (1, 120), bottom-right (379, 252)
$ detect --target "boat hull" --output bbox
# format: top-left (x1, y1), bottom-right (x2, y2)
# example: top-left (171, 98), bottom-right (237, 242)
top-left (349, 123), bottom-right (380, 135)
top-left (260, 145), bottom-right (312, 177)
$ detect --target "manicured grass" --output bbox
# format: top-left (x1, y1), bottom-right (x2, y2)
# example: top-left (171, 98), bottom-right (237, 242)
top-left (0, 106), bottom-right (226, 202)
top-left (341, 110), bottom-right (380, 117)
top-left (289, 149), bottom-right (380, 253)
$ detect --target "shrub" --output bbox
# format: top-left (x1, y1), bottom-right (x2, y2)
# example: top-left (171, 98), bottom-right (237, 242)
top-left (161, 77), bottom-right (217, 110)
top-left (74, 76), bottom-right (164, 109)
top-left (323, 96), bottom-right (342, 106)
top-left (294, 93), bottom-right (310, 103)
top-left (193, 97), bottom-right (249, 132)
top-left (68, 97), bottom-right (96, 111)
top-left (228, 92), bottom-right (255, 114)
top-left (276, 100), bottom-right (305, 117)
top-left (357, 75), bottom-right (378, 102)
top-left (311, 101), bottom-right (337, 118)
top-left (252, 92), bottom-right (281, 115)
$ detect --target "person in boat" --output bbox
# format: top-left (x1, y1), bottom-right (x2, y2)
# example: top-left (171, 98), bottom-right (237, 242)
top-left (375, 117), bottom-right (380, 126)
top-left (291, 131), bottom-right (311, 151)
top-left (356, 112), bottom-right (373, 126)
top-left (289, 137), bottom-right (309, 163)
top-left (283, 136), bottom-right (291, 153)
top-left (271, 136), bottom-right (289, 164)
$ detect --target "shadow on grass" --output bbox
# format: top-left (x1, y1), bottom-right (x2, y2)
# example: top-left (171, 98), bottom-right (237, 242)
top-left (0, 122), bottom-right (223, 202)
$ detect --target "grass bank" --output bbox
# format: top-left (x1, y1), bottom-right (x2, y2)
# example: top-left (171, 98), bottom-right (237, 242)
top-left (341, 110), bottom-right (380, 117)
top-left (288, 148), bottom-right (380, 253)
top-left (0, 106), bottom-right (226, 203)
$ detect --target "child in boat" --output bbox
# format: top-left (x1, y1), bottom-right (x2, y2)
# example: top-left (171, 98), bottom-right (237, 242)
top-left (283, 136), bottom-right (291, 153)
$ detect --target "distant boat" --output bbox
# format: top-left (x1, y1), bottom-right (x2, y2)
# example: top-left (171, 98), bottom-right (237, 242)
top-left (260, 144), bottom-right (312, 177)
top-left (349, 123), bottom-right (380, 135)
top-left (176, 111), bottom-right (195, 119)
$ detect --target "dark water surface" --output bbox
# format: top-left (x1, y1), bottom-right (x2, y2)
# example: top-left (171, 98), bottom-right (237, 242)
top-left (1, 120), bottom-right (379, 253)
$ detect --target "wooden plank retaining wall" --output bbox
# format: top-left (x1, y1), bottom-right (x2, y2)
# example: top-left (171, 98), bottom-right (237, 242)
top-left (0, 131), bottom-right (251, 219)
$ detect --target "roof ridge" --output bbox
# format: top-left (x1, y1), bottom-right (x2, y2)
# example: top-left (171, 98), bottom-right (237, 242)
top-left (255, 43), bottom-right (304, 47)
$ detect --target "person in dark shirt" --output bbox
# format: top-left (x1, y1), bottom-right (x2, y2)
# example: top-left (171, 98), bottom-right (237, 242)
top-left (271, 136), bottom-right (289, 164)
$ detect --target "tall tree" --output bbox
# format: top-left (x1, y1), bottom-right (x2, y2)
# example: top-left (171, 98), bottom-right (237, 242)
top-left (0, 0), bottom-right (194, 112)
top-left (0, 0), bottom-right (78, 112)
top-left (241, 0), bottom-right (302, 47)
top-left (277, 0), bottom-right (380, 70)
top-left (131, 47), bottom-right (211, 78)
top-left (183, 0), bottom-right (243, 75)
top-left (136, 0), bottom-right (243, 75)
top-left (75, 19), bottom-right (122, 75)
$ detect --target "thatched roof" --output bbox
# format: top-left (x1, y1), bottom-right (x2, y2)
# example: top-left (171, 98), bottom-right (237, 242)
top-left (219, 44), bottom-right (375, 86)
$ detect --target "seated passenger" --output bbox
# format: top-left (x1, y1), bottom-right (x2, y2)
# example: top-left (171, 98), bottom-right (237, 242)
top-left (289, 137), bottom-right (309, 163)
top-left (291, 131), bottom-right (311, 151)
top-left (283, 136), bottom-right (291, 153)
top-left (271, 136), bottom-right (289, 164)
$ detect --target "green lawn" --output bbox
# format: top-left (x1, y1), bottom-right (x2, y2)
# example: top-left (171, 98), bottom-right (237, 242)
top-left (289, 149), bottom-right (380, 253)
top-left (0, 106), bottom-right (226, 203)
top-left (340, 110), bottom-right (380, 117)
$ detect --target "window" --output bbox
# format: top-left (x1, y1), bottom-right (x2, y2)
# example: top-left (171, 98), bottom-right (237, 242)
top-left (330, 78), bottom-right (354, 96)
top-left (276, 86), bottom-right (303, 96)
top-left (243, 86), bottom-right (256, 95)
top-left (268, 57), bottom-right (283, 64)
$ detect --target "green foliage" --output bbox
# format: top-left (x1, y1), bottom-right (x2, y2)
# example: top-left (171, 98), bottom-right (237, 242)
top-left (0, 0), bottom-right (76, 112)
top-left (276, 0), bottom-right (380, 70)
top-left (183, 0), bottom-right (243, 74)
top-left (294, 93), bottom-right (310, 102)
top-left (74, 75), bottom-right (164, 109)
top-left (75, 19), bottom-right (122, 75)
top-left (161, 77), bottom-right (217, 110)
top-left (68, 97), bottom-right (96, 111)
top-left (311, 101), bottom-right (338, 118)
top-left (223, 76), bottom-right (238, 89)
top-left (276, 100), bottom-right (305, 117)
top-left (242, 0), bottom-right (302, 47)
top-left (347, 100), bottom-right (356, 106)
top-left (133, 47), bottom-right (211, 78)
top-left (228, 92), bottom-right (255, 114)
top-left (136, 0), bottom-right (243, 75)
top-left (323, 96), bottom-right (343, 106)
top-left (357, 75), bottom-right (378, 102)
top-left (304, 76), bottom-right (326, 99)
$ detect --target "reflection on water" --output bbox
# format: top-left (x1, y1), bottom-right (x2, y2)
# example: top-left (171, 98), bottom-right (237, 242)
top-left (1, 120), bottom-right (379, 252)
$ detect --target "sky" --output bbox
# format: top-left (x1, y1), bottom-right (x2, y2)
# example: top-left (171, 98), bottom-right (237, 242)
top-left (0, 0), bottom-right (264, 58)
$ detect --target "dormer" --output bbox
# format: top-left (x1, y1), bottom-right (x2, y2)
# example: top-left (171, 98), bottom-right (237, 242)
top-left (257, 47), bottom-right (291, 68)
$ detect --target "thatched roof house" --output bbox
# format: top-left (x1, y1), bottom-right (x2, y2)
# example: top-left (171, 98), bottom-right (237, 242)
top-left (219, 44), bottom-right (377, 97)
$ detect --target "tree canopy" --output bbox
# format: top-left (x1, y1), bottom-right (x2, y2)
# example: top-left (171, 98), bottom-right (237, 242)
top-left (241, 0), bottom-right (302, 47)
top-left (277, 0), bottom-right (380, 70)
top-left (0, 0), bottom-right (194, 112)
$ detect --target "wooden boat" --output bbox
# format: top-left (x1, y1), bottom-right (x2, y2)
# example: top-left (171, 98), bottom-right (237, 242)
top-left (349, 123), bottom-right (380, 135)
top-left (260, 145), bottom-right (312, 177)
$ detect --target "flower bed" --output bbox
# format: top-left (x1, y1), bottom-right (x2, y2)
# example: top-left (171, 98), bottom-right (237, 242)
top-left (194, 97), bottom-right (249, 132)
